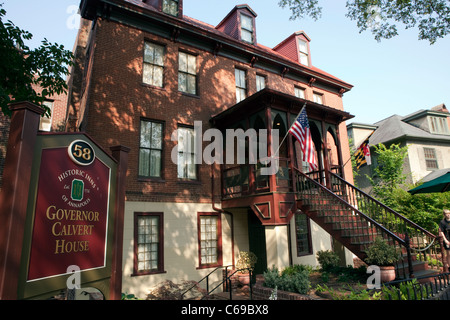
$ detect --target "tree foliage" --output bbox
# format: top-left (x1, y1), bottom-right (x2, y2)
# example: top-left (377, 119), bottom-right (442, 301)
top-left (0, 5), bottom-right (73, 118)
top-left (361, 142), bottom-right (449, 233)
top-left (278, 0), bottom-right (450, 44)
top-left (368, 143), bottom-right (409, 205)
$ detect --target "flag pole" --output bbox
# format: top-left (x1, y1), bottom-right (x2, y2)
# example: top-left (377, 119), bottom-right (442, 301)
top-left (272, 102), bottom-right (307, 158)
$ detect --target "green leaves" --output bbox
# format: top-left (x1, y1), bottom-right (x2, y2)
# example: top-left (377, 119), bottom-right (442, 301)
top-left (278, 0), bottom-right (322, 21)
top-left (0, 4), bottom-right (73, 118)
top-left (368, 143), bottom-right (409, 205)
top-left (278, 0), bottom-right (450, 43)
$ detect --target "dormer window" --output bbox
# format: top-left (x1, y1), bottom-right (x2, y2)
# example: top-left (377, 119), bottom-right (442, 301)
top-left (162, 0), bottom-right (179, 17)
top-left (240, 13), bottom-right (254, 43)
top-left (298, 39), bottom-right (309, 66)
top-left (429, 116), bottom-right (450, 134)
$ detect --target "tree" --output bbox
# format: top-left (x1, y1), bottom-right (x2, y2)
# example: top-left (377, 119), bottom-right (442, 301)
top-left (0, 5), bottom-right (73, 118)
top-left (278, 0), bottom-right (450, 44)
top-left (367, 143), bottom-right (409, 206)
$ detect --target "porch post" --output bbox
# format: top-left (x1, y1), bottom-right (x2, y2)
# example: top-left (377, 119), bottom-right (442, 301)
top-left (335, 120), bottom-right (345, 179)
top-left (321, 119), bottom-right (331, 189)
top-left (266, 106), bottom-right (276, 192)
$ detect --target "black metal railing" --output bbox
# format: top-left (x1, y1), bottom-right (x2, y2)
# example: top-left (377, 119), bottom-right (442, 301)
top-left (329, 171), bottom-right (445, 274)
top-left (383, 273), bottom-right (450, 300)
top-left (180, 266), bottom-right (253, 300)
top-left (222, 157), bottom-right (292, 199)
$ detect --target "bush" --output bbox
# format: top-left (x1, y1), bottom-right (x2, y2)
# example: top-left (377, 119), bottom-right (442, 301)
top-left (365, 237), bottom-right (400, 266)
top-left (263, 265), bottom-right (311, 295)
top-left (317, 250), bottom-right (340, 270)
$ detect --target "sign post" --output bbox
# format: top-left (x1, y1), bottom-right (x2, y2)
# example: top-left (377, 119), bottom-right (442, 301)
top-left (0, 102), bottom-right (129, 300)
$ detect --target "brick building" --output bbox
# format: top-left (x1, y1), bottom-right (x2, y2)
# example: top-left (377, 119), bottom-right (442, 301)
top-left (71, 0), bottom-right (355, 297)
top-left (0, 86), bottom-right (67, 190)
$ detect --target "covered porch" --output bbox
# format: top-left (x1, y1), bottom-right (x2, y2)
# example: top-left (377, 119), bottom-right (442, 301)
top-left (210, 88), bottom-right (354, 226)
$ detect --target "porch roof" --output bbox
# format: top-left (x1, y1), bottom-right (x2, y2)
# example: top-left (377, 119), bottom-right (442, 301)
top-left (210, 88), bottom-right (354, 128)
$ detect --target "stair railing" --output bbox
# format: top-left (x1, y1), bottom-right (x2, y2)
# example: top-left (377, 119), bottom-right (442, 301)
top-left (329, 171), bottom-right (445, 273)
top-left (294, 168), bottom-right (413, 278)
top-left (200, 268), bottom-right (253, 300)
top-left (180, 265), bottom-right (232, 300)
top-left (180, 266), bottom-right (253, 300)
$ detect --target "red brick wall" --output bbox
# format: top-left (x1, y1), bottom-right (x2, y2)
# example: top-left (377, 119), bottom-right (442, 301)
top-left (81, 18), bottom-right (350, 203)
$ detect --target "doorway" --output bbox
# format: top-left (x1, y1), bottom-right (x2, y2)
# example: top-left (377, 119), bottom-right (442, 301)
top-left (247, 210), bottom-right (267, 276)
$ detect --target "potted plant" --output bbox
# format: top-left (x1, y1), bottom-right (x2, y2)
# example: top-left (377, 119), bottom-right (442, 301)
top-left (365, 237), bottom-right (400, 282)
top-left (236, 251), bottom-right (257, 285)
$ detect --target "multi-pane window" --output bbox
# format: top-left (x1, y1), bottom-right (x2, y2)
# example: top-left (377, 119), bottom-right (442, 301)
top-left (298, 39), bottom-right (309, 66)
top-left (240, 14), bottom-right (254, 43)
top-left (313, 93), bottom-right (323, 104)
top-left (162, 0), bottom-right (179, 16)
top-left (424, 147), bottom-right (439, 170)
top-left (235, 68), bottom-right (247, 103)
top-left (177, 126), bottom-right (197, 179)
top-left (143, 42), bottom-right (164, 87)
top-left (256, 75), bottom-right (266, 91)
top-left (295, 87), bottom-right (305, 99)
top-left (198, 213), bottom-right (222, 267)
top-left (178, 52), bottom-right (197, 95)
top-left (295, 213), bottom-right (311, 256)
top-left (134, 213), bottom-right (163, 274)
top-left (139, 119), bottom-right (163, 178)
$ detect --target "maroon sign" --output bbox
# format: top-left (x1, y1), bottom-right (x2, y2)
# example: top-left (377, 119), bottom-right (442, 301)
top-left (27, 144), bottom-right (111, 281)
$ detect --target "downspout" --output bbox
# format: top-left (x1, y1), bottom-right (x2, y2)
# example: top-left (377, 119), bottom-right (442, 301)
top-left (211, 164), bottom-right (235, 268)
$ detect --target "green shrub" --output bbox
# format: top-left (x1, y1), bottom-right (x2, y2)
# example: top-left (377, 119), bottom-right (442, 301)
top-left (317, 250), bottom-right (340, 270)
top-left (263, 265), bottom-right (311, 295)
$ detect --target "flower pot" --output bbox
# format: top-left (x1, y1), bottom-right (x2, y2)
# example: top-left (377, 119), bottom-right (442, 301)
top-left (379, 266), bottom-right (396, 283)
top-left (238, 273), bottom-right (250, 285)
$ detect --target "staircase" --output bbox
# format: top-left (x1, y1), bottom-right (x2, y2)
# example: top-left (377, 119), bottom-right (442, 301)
top-left (294, 168), bottom-right (445, 280)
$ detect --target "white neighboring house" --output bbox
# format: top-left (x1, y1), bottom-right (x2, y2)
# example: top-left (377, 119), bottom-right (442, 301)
top-left (347, 103), bottom-right (450, 192)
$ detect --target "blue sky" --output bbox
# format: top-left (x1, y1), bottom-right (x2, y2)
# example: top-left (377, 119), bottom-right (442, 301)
top-left (3, 0), bottom-right (450, 124)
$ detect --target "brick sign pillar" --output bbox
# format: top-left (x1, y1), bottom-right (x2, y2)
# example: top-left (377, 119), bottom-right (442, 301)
top-left (0, 102), bottom-right (129, 300)
top-left (0, 102), bottom-right (44, 300)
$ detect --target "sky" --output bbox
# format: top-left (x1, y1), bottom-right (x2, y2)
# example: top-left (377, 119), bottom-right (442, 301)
top-left (3, 0), bottom-right (450, 125)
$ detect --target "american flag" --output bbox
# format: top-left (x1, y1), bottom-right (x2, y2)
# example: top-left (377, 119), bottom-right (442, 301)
top-left (289, 108), bottom-right (318, 171)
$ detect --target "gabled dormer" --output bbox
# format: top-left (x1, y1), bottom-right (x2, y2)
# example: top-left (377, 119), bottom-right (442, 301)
top-left (273, 31), bottom-right (311, 67)
top-left (403, 106), bottom-right (450, 135)
top-left (143, 0), bottom-right (183, 18)
top-left (216, 4), bottom-right (257, 45)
